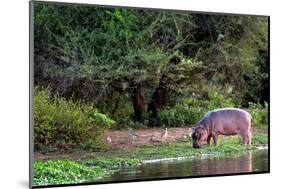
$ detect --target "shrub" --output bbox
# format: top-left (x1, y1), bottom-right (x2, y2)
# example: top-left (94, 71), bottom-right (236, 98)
top-left (249, 102), bottom-right (268, 127)
top-left (207, 91), bottom-right (235, 110)
top-left (183, 90), bottom-right (235, 110)
top-left (34, 87), bottom-right (115, 150)
top-left (158, 90), bottom-right (235, 127)
top-left (114, 116), bottom-right (149, 129)
top-left (158, 105), bottom-right (204, 127)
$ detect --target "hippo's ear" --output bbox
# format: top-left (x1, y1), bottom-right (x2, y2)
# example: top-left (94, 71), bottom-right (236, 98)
top-left (198, 125), bottom-right (205, 131)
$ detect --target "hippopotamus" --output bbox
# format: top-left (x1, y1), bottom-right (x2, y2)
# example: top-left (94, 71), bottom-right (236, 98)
top-left (191, 108), bottom-right (251, 148)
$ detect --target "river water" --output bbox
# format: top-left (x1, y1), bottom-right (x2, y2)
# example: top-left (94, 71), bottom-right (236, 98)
top-left (96, 149), bottom-right (268, 183)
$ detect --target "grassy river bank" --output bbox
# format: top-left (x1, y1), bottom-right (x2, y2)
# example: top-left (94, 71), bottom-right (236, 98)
top-left (33, 130), bottom-right (267, 186)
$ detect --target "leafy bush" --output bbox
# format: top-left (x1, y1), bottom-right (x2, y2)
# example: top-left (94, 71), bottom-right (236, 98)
top-left (207, 91), bottom-right (235, 110)
top-left (34, 87), bottom-right (115, 150)
top-left (114, 116), bottom-right (149, 129)
top-left (158, 90), bottom-right (235, 127)
top-left (249, 102), bottom-right (268, 127)
top-left (183, 90), bottom-right (235, 110)
top-left (159, 105), bottom-right (204, 127)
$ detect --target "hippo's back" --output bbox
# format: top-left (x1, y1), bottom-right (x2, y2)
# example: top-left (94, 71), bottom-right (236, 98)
top-left (200, 108), bottom-right (251, 133)
top-left (210, 108), bottom-right (249, 117)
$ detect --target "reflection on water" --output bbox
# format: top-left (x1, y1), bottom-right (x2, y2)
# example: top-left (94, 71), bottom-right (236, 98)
top-left (96, 150), bottom-right (268, 183)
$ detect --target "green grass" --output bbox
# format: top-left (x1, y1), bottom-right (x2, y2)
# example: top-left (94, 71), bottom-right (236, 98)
top-left (90, 133), bottom-right (267, 160)
top-left (123, 138), bottom-right (256, 160)
top-left (80, 157), bottom-right (140, 169)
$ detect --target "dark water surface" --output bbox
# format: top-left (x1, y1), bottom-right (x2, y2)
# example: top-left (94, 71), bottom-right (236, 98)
top-left (96, 150), bottom-right (268, 182)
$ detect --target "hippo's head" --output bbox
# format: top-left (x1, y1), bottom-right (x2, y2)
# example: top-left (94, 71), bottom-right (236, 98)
top-left (191, 125), bottom-right (208, 148)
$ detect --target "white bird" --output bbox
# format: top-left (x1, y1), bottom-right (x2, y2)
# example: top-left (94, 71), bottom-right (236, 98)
top-left (150, 134), bottom-right (161, 142)
top-left (128, 128), bottom-right (138, 144)
top-left (106, 136), bottom-right (112, 143)
top-left (188, 128), bottom-right (193, 137)
top-left (161, 128), bottom-right (168, 139)
top-left (161, 128), bottom-right (168, 140)
top-left (150, 134), bottom-right (156, 142)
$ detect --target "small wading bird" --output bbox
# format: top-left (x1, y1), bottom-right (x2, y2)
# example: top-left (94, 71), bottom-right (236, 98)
top-left (150, 134), bottom-right (161, 143)
top-left (128, 128), bottom-right (138, 144)
top-left (182, 134), bottom-right (187, 139)
top-left (150, 134), bottom-right (157, 142)
top-left (161, 128), bottom-right (168, 140)
top-left (106, 136), bottom-right (112, 143)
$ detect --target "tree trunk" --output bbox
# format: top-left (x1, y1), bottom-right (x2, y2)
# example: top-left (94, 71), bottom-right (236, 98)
top-left (147, 74), bottom-right (171, 117)
top-left (130, 82), bottom-right (145, 119)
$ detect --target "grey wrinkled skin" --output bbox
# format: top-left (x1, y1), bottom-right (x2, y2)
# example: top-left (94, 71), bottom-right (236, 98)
top-left (192, 108), bottom-right (252, 148)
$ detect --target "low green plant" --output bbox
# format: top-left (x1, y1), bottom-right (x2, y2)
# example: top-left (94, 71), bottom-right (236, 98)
top-left (34, 87), bottom-right (115, 150)
top-left (33, 157), bottom-right (140, 186)
top-left (33, 160), bottom-right (109, 186)
top-left (81, 157), bottom-right (140, 168)
top-left (132, 137), bottom-right (256, 159)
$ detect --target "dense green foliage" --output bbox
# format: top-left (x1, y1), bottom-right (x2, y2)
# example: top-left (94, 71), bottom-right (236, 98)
top-left (34, 87), bottom-right (114, 150)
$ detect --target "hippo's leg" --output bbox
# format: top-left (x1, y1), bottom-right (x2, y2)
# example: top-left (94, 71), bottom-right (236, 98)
top-left (248, 133), bottom-right (251, 145)
top-left (242, 134), bottom-right (251, 145)
top-left (246, 132), bottom-right (251, 145)
top-left (242, 129), bottom-right (251, 145)
top-left (207, 136), bottom-right (212, 145)
top-left (242, 135), bottom-right (248, 145)
top-left (246, 131), bottom-right (251, 145)
top-left (247, 138), bottom-right (251, 145)
top-left (212, 134), bottom-right (218, 145)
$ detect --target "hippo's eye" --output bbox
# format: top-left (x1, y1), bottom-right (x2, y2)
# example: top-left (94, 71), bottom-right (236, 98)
top-left (192, 133), bottom-right (200, 139)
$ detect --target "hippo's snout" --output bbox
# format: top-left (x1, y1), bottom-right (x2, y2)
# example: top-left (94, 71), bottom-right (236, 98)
top-left (193, 142), bottom-right (200, 148)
